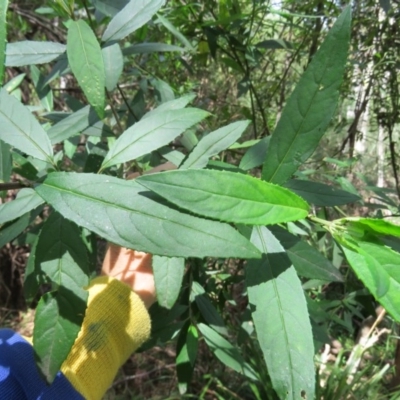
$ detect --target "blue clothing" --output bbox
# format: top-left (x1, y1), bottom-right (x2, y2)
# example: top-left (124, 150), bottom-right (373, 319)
top-left (0, 329), bottom-right (83, 400)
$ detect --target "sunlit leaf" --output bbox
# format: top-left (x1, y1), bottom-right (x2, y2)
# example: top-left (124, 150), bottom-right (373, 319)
top-left (101, 108), bottom-right (209, 171)
top-left (137, 169), bottom-right (309, 225)
top-left (262, 7), bottom-right (351, 184)
top-left (67, 20), bottom-right (105, 118)
top-left (181, 121), bottom-right (250, 170)
top-left (35, 172), bottom-right (261, 259)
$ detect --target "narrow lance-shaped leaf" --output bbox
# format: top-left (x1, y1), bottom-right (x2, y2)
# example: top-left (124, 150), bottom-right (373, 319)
top-left (0, 188), bottom-right (44, 225)
top-left (142, 94), bottom-right (196, 120)
top-left (0, 88), bottom-right (54, 163)
top-left (153, 255), bottom-right (185, 309)
top-left (6, 41), bottom-right (66, 66)
top-left (0, 139), bottom-right (11, 196)
top-left (67, 20), bottom-right (105, 118)
top-left (269, 225), bottom-right (343, 282)
top-left (262, 7), bottom-right (351, 184)
top-left (33, 212), bottom-right (90, 383)
top-left (35, 172), bottom-right (261, 259)
top-left (335, 233), bottom-right (400, 322)
top-left (246, 226), bottom-right (315, 400)
top-left (284, 179), bottom-right (361, 206)
top-left (122, 42), bottom-right (184, 55)
top-left (181, 120), bottom-right (250, 170)
top-left (0, 0), bottom-right (8, 84)
top-left (137, 169), bottom-right (309, 225)
top-left (101, 108), bottom-right (209, 171)
top-left (197, 323), bottom-right (257, 380)
top-left (102, 0), bottom-right (165, 42)
top-left (102, 43), bottom-right (123, 91)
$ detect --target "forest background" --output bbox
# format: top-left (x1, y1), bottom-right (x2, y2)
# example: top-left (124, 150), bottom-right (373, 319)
top-left (1, 0), bottom-right (400, 399)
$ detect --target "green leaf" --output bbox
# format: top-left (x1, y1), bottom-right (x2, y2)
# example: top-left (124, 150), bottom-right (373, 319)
top-left (197, 323), bottom-right (257, 380)
top-left (102, 43), bottom-right (123, 91)
top-left (4, 73), bottom-right (25, 93)
top-left (156, 14), bottom-right (195, 51)
top-left (33, 212), bottom-right (90, 383)
top-left (67, 20), bottom-right (105, 118)
top-left (122, 42), bottom-right (184, 55)
top-left (337, 217), bottom-right (400, 238)
top-left (92, 0), bottom-right (129, 16)
top-left (192, 281), bottom-right (228, 337)
top-left (0, 188), bottom-right (44, 224)
top-left (176, 323), bottom-right (198, 394)
top-left (0, 206), bottom-right (42, 247)
top-left (239, 136), bottom-right (270, 171)
top-left (31, 65), bottom-right (53, 112)
top-left (35, 172), bottom-right (261, 259)
top-left (33, 290), bottom-right (87, 383)
top-left (152, 78), bottom-right (175, 103)
top-left (47, 106), bottom-right (107, 144)
top-left (137, 169), bottom-right (309, 225)
top-left (6, 41), bottom-right (66, 66)
top-left (262, 7), bottom-right (351, 184)
top-left (0, 139), bottom-right (11, 196)
top-left (142, 94), bottom-right (195, 120)
top-left (0, 89), bottom-right (54, 163)
top-left (153, 255), bottom-right (185, 309)
top-left (269, 225), bottom-right (343, 282)
top-left (102, 0), bottom-right (164, 42)
top-left (0, 0), bottom-right (8, 84)
top-left (246, 226), bottom-right (315, 400)
top-left (284, 179), bottom-right (361, 206)
top-left (337, 237), bottom-right (400, 322)
top-left (181, 120), bottom-right (250, 170)
top-left (101, 108), bottom-right (209, 171)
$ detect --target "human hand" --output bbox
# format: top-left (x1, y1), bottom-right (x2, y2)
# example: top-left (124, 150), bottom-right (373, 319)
top-left (101, 244), bottom-right (156, 309)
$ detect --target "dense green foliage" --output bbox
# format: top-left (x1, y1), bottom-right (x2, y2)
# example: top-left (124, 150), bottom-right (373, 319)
top-left (1, 1), bottom-right (400, 399)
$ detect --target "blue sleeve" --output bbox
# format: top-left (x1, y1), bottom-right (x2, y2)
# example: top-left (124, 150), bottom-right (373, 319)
top-left (0, 329), bottom-right (84, 400)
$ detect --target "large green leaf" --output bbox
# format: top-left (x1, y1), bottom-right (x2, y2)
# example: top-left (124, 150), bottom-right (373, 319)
top-left (5, 41), bottom-right (66, 66)
top-left (31, 65), bottom-right (53, 112)
top-left (337, 236), bottom-right (400, 322)
top-left (197, 323), bottom-right (257, 380)
top-left (181, 121), bottom-right (250, 170)
top-left (35, 172), bottom-right (261, 259)
top-left (67, 20), bottom-right (105, 118)
top-left (0, 188), bottom-right (44, 224)
top-left (269, 225), bottom-right (343, 282)
top-left (100, 108), bottom-right (209, 171)
top-left (262, 7), bottom-right (351, 184)
top-left (284, 179), bottom-right (361, 206)
top-left (102, 43), bottom-right (123, 91)
top-left (102, 0), bottom-right (164, 42)
top-left (137, 169), bottom-right (309, 225)
top-left (156, 14), bottom-right (195, 51)
top-left (246, 226), bottom-right (315, 400)
top-left (153, 255), bottom-right (185, 309)
top-left (33, 212), bottom-right (90, 383)
top-left (0, 0), bottom-right (8, 84)
top-left (0, 89), bottom-right (54, 163)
